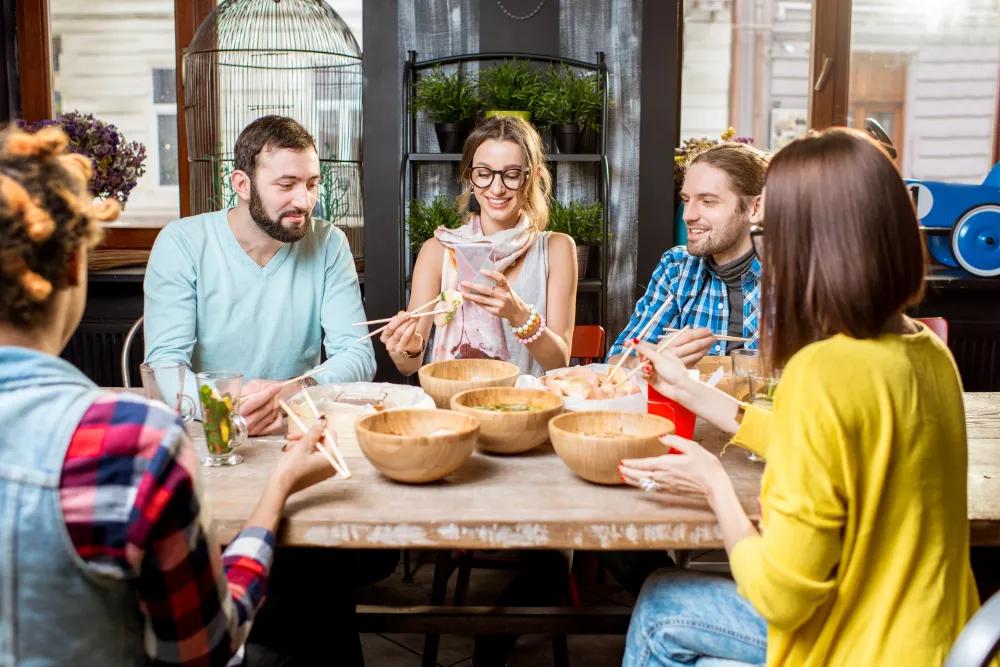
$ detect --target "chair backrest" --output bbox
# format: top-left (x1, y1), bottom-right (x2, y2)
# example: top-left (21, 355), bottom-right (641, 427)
top-left (120, 316), bottom-right (144, 388)
top-left (944, 589), bottom-right (1000, 667)
top-left (571, 325), bottom-right (606, 365)
top-left (916, 316), bottom-right (949, 345)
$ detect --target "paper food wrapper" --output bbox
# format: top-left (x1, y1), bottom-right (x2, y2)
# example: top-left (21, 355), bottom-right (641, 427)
top-left (517, 363), bottom-right (648, 413)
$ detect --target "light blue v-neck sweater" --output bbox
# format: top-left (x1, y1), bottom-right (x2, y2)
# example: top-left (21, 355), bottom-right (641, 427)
top-left (143, 209), bottom-right (375, 392)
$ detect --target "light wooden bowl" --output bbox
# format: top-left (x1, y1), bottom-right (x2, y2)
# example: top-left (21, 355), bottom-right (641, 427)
top-left (450, 387), bottom-right (564, 454)
top-left (418, 359), bottom-right (520, 409)
top-left (548, 411), bottom-right (675, 485)
top-left (355, 409), bottom-right (479, 483)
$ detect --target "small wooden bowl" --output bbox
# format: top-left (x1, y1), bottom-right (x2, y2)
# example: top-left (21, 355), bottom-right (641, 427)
top-left (418, 359), bottom-right (520, 409)
top-left (548, 411), bottom-right (675, 485)
top-left (451, 387), bottom-right (564, 454)
top-left (355, 409), bottom-right (479, 483)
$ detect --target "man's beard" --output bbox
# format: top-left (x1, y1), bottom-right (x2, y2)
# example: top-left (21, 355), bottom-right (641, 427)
top-left (686, 213), bottom-right (748, 258)
top-left (249, 183), bottom-right (310, 243)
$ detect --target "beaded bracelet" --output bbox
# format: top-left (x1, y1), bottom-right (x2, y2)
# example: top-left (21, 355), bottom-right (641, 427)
top-left (511, 304), bottom-right (538, 336)
top-left (516, 314), bottom-right (546, 344)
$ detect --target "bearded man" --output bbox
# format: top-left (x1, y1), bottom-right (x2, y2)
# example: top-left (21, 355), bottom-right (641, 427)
top-left (144, 115), bottom-right (374, 435)
top-left (608, 142), bottom-right (769, 367)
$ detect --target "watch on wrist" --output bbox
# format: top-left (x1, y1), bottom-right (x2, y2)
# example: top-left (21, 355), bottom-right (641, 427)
top-left (401, 333), bottom-right (425, 359)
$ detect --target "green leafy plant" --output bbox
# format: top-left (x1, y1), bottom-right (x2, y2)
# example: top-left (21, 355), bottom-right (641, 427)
top-left (479, 59), bottom-right (544, 112)
top-left (413, 67), bottom-right (481, 124)
top-left (406, 196), bottom-right (464, 253)
top-left (547, 199), bottom-right (603, 246)
top-left (535, 66), bottom-right (603, 131)
top-left (674, 127), bottom-right (755, 186)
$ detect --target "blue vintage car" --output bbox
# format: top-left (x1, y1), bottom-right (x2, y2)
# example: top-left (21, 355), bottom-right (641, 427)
top-left (906, 163), bottom-right (1000, 277)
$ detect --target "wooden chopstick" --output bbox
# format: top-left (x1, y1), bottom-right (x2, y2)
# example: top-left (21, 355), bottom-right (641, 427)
top-left (277, 400), bottom-right (348, 478)
top-left (606, 294), bottom-right (679, 379)
top-left (354, 308), bottom-right (449, 328)
top-left (660, 327), bottom-right (751, 344)
top-left (356, 308), bottom-right (450, 342)
top-left (299, 390), bottom-right (350, 475)
top-left (353, 295), bottom-right (441, 326)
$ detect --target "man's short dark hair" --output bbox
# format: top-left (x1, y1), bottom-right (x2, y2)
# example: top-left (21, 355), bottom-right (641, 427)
top-left (233, 116), bottom-right (316, 179)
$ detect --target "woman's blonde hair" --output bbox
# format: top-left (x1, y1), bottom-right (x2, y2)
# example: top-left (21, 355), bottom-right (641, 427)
top-left (457, 116), bottom-right (552, 230)
top-left (0, 125), bottom-right (120, 326)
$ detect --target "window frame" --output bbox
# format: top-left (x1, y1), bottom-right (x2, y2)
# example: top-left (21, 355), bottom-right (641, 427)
top-left (15, 0), bottom-right (215, 249)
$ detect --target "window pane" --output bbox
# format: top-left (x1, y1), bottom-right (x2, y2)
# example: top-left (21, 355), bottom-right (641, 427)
top-left (680, 1), bottom-right (813, 152)
top-left (49, 0), bottom-right (180, 224)
top-left (158, 114), bottom-right (179, 186)
top-left (849, 3), bottom-right (1000, 182)
top-left (153, 68), bottom-right (176, 104)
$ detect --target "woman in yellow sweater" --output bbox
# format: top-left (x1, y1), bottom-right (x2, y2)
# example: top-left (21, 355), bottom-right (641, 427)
top-left (619, 127), bottom-right (980, 666)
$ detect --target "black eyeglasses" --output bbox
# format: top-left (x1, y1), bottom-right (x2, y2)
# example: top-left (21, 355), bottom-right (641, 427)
top-left (468, 167), bottom-right (527, 190)
top-left (750, 223), bottom-right (764, 258)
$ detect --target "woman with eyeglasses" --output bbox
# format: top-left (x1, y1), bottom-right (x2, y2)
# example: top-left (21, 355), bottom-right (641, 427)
top-left (619, 128), bottom-right (979, 666)
top-left (380, 116), bottom-right (578, 376)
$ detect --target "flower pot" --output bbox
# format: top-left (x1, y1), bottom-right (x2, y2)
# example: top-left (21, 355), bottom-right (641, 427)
top-left (434, 122), bottom-right (472, 154)
top-left (485, 110), bottom-right (532, 123)
top-left (576, 245), bottom-right (592, 278)
top-left (554, 123), bottom-right (581, 154)
top-left (579, 125), bottom-right (598, 153)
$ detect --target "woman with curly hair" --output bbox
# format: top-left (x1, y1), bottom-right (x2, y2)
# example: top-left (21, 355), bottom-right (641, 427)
top-left (0, 125), bottom-right (337, 666)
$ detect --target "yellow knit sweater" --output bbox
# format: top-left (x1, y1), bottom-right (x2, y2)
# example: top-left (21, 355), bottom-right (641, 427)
top-left (730, 326), bottom-right (980, 666)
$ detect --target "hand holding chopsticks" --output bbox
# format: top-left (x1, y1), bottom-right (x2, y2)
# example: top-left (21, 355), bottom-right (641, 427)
top-left (354, 295), bottom-right (443, 342)
top-left (278, 399), bottom-right (350, 479)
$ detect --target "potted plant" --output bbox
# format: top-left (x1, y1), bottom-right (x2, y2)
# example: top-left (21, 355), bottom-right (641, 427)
top-left (27, 111), bottom-right (147, 208)
top-left (406, 196), bottom-right (464, 264)
top-left (547, 199), bottom-right (603, 277)
top-left (413, 67), bottom-right (482, 153)
top-left (479, 59), bottom-right (543, 123)
top-left (536, 66), bottom-right (603, 154)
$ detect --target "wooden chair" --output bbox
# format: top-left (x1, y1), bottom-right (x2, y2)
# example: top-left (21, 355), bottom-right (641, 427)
top-left (916, 316), bottom-right (949, 344)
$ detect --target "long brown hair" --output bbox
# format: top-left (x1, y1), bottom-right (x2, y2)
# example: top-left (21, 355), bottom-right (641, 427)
top-left (760, 127), bottom-right (926, 371)
top-left (457, 116), bottom-right (552, 230)
top-left (0, 125), bottom-right (119, 327)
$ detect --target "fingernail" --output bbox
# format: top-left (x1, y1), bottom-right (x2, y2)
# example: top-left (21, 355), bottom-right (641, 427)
top-left (631, 338), bottom-right (640, 345)
top-left (281, 443), bottom-right (288, 452)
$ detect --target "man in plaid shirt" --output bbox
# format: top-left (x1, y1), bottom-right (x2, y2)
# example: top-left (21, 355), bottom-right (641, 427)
top-left (609, 142), bottom-right (769, 365)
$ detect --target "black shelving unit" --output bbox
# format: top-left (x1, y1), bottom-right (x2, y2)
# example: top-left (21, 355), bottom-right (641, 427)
top-left (401, 50), bottom-right (611, 327)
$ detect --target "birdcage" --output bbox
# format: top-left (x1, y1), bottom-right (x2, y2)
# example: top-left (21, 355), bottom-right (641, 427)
top-left (183, 0), bottom-right (363, 259)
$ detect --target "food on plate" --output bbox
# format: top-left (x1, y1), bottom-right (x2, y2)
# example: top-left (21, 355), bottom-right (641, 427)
top-left (541, 366), bottom-right (641, 400)
top-left (471, 401), bottom-right (541, 412)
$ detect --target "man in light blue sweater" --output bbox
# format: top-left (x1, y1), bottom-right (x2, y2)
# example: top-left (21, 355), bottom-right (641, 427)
top-left (144, 116), bottom-right (375, 436)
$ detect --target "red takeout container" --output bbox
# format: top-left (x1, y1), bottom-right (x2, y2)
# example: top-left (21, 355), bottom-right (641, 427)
top-left (647, 384), bottom-right (696, 444)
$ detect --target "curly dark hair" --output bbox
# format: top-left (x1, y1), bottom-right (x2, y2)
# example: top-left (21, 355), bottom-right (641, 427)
top-left (0, 125), bottom-right (119, 326)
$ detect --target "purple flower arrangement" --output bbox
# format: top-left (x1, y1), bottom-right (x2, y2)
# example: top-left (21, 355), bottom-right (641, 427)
top-left (674, 127), bottom-right (755, 186)
top-left (27, 111), bottom-right (147, 208)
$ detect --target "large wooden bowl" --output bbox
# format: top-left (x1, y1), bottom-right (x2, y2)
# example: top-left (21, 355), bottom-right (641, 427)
top-left (418, 359), bottom-right (520, 409)
top-left (355, 409), bottom-right (479, 483)
top-left (548, 411), bottom-right (675, 485)
top-left (450, 387), bottom-right (564, 454)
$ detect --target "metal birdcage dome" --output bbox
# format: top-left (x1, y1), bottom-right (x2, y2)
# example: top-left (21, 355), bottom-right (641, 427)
top-left (184, 0), bottom-right (363, 256)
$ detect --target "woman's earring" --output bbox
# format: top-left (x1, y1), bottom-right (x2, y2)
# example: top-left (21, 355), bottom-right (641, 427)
top-left (468, 191), bottom-right (480, 213)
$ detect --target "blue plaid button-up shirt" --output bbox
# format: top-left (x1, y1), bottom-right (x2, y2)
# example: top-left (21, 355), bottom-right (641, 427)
top-left (607, 246), bottom-right (761, 358)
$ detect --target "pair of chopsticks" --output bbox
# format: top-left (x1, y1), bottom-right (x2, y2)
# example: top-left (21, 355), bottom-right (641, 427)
top-left (354, 295), bottom-right (441, 342)
top-left (604, 295), bottom-right (678, 382)
top-left (660, 327), bottom-right (750, 344)
top-left (278, 396), bottom-right (351, 479)
top-left (612, 328), bottom-right (687, 386)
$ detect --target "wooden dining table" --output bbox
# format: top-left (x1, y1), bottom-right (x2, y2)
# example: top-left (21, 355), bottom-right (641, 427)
top-left (198, 386), bottom-right (1000, 550)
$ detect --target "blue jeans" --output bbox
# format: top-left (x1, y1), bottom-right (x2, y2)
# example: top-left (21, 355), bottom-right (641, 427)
top-left (624, 569), bottom-right (767, 667)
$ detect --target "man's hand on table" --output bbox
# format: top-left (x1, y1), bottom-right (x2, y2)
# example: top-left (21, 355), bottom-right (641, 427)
top-left (240, 379), bottom-right (307, 436)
